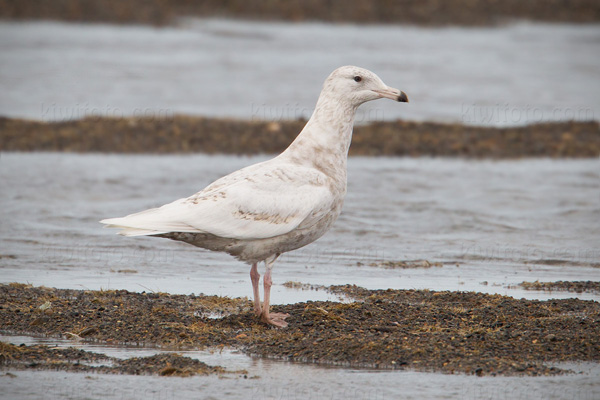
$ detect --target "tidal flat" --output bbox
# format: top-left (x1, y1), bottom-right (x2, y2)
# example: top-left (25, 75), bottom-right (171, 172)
top-left (1, 283), bottom-right (598, 378)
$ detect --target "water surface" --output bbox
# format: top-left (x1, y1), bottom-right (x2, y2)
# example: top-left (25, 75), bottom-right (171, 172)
top-left (1, 153), bottom-right (599, 400)
top-left (1, 153), bottom-right (598, 302)
top-left (2, 17), bottom-right (600, 400)
top-left (1, 334), bottom-right (598, 400)
top-left (1, 20), bottom-right (598, 125)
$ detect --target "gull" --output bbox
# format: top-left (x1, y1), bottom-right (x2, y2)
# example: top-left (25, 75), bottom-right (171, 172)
top-left (101, 66), bottom-right (408, 327)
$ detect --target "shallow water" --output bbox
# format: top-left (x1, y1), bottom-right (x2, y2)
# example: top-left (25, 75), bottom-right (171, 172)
top-left (1, 153), bottom-right (598, 302)
top-left (2, 17), bottom-right (600, 400)
top-left (1, 153), bottom-right (599, 399)
top-left (0, 20), bottom-right (598, 125)
top-left (1, 334), bottom-right (599, 400)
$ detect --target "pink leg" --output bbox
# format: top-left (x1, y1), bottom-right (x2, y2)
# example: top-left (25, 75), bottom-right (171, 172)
top-left (260, 260), bottom-right (289, 328)
top-left (250, 263), bottom-right (262, 316)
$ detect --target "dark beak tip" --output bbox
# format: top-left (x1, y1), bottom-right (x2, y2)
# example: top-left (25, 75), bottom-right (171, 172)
top-left (398, 91), bottom-right (409, 103)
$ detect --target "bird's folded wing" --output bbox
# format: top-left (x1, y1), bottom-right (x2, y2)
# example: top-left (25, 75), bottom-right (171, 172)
top-left (101, 164), bottom-right (335, 240)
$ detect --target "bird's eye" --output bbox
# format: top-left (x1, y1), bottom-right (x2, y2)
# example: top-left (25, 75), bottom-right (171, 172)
top-left (353, 76), bottom-right (362, 82)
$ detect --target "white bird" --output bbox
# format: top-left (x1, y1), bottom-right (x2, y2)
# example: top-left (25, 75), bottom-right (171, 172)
top-left (101, 66), bottom-right (408, 327)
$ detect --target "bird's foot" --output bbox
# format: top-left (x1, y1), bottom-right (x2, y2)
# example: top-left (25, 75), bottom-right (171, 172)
top-left (254, 305), bottom-right (263, 317)
top-left (260, 312), bottom-right (290, 328)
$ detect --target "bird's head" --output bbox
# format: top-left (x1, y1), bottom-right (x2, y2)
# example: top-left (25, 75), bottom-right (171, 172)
top-left (322, 66), bottom-right (408, 107)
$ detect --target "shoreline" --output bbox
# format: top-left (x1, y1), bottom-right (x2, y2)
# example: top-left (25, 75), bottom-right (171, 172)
top-left (1, 0), bottom-right (599, 26)
top-left (1, 117), bottom-right (598, 158)
top-left (1, 283), bottom-right (598, 377)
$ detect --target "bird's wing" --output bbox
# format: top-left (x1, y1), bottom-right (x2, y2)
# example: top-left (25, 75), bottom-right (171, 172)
top-left (101, 161), bottom-right (335, 240)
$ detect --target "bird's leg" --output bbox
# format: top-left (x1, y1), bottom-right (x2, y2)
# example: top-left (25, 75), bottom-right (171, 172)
top-left (260, 258), bottom-right (289, 328)
top-left (250, 263), bottom-right (262, 316)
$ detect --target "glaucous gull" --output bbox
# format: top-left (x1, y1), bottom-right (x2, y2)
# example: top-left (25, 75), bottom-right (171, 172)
top-left (101, 66), bottom-right (408, 327)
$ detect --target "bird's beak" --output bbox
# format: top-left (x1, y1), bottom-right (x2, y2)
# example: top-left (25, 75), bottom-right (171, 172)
top-left (372, 87), bottom-right (409, 103)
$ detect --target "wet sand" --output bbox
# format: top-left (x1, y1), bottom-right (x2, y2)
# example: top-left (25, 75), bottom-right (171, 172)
top-left (1, 283), bottom-right (598, 377)
top-left (1, 117), bottom-right (598, 158)
top-left (1, 0), bottom-right (599, 26)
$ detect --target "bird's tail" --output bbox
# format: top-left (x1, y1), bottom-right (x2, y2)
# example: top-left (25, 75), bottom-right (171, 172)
top-left (100, 217), bottom-right (169, 236)
top-left (100, 199), bottom-right (201, 236)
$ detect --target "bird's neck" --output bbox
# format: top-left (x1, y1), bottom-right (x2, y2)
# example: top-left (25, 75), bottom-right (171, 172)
top-left (282, 93), bottom-right (358, 177)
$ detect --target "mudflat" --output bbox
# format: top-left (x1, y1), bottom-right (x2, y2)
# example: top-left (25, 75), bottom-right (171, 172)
top-left (1, 283), bottom-right (598, 377)
top-left (1, 117), bottom-right (598, 158)
top-left (1, 0), bottom-right (599, 26)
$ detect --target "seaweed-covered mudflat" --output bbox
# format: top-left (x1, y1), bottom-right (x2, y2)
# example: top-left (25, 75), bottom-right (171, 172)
top-left (1, 0), bottom-right (599, 26)
top-left (519, 281), bottom-right (600, 295)
top-left (1, 283), bottom-right (598, 377)
top-left (1, 117), bottom-right (598, 158)
top-left (0, 342), bottom-right (232, 377)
